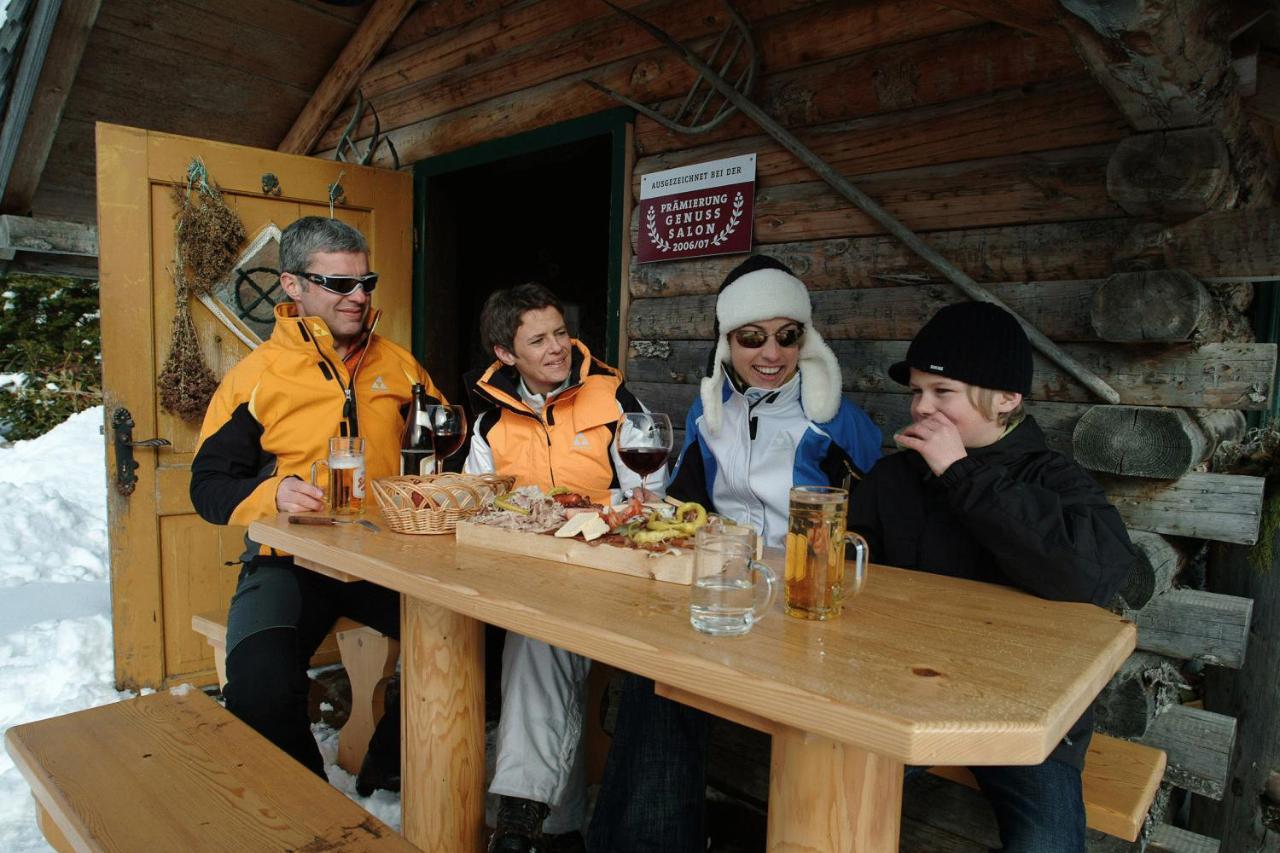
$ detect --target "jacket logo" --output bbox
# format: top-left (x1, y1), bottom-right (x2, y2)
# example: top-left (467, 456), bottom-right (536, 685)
top-left (371, 375), bottom-right (388, 391)
top-left (573, 432), bottom-right (591, 447)
top-left (309, 322), bottom-right (329, 337)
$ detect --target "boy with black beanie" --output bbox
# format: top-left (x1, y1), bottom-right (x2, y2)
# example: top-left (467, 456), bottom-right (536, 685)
top-left (848, 301), bottom-right (1137, 853)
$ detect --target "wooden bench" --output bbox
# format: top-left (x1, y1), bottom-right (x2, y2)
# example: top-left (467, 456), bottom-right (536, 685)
top-left (191, 611), bottom-right (398, 776)
top-left (5, 688), bottom-right (417, 852)
top-left (929, 733), bottom-right (1168, 842)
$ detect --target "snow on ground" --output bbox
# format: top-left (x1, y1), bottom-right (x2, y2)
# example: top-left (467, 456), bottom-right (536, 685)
top-left (0, 407), bottom-right (400, 850)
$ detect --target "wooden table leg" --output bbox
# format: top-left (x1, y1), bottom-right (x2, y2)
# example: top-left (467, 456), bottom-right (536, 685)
top-left (401, 595), bottom-right (486, 852)
top-left (767, 727), bottom-right (903, 852)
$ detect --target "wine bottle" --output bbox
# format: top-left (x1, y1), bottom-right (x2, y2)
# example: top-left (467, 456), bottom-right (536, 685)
top-left (400, 383), bottom-right (435, 476)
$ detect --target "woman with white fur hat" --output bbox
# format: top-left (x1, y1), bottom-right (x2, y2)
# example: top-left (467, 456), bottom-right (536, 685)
top-left (586, 255), bottom-right (882, 853)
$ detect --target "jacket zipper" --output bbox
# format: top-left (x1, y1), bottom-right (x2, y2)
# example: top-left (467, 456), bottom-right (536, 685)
top-left (305, 312), bottom-right (381, 439)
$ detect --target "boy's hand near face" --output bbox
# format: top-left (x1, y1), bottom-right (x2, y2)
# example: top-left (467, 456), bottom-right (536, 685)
top-left (898, 412), bottom-right (968, 476)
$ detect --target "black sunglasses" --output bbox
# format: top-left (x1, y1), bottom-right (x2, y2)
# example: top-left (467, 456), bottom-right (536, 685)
top-left (731, 324), bottom-right (804, 349)
top-left (291, 270), bottom-right (379, 295)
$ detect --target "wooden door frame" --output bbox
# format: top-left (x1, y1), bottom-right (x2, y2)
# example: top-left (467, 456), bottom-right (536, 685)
top-left (411, 107), bottom-right (635, 368)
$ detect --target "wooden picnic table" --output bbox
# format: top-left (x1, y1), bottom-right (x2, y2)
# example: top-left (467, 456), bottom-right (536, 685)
top-left (249, 513), bottom-right (1136, 852)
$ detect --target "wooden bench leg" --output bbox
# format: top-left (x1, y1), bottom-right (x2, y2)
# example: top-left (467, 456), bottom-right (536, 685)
top-left (336, 626), bottom-right (400, 776)
top-left (206, 637), bottom-right (228, 690)
top-left (34, 797), bottom-right (73, 853)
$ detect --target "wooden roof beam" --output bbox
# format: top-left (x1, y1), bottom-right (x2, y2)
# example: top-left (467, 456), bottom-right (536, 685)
top-left (0, 0), bottom-right (100, 216)
top-left (1061, 0), bottom-right (1276, 207)
top-left (278, 0), bottom-right (417, 156)
top-left (934, 1), bottom-right (1071, 44)
top-left (0, 214), bottom-right (97, 255)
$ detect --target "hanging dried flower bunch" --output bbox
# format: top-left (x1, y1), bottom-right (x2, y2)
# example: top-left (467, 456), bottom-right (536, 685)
top-left (157, 157), bottom-right (245, 421)
top-left (157, 274), bottom-right (219, 423)
top-left (171, 158), bottom-right (246, 294)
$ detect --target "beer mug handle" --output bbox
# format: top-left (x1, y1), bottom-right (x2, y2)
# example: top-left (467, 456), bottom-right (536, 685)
top-left (841, 532), bottom-right (869, 600)
top-left (747, 559), bottom-right (778, 623)
top-left (310, 460), bottom-right (329, 493)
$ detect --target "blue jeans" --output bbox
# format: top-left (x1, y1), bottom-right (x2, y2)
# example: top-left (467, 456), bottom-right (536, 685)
top-left (904, 760), bottom-right (1085, 853)
top-left (587, 674), bottom-right (710, 853)
top-left (589, 676), bottom-right (1086, 853)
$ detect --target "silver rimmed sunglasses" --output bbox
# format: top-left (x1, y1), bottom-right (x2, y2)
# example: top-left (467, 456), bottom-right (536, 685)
top-left (290, 270), bottom-right (379, 295)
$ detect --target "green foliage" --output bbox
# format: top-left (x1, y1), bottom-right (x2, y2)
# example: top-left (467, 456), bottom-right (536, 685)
top-left (0, 273), bottom-right (102, 440)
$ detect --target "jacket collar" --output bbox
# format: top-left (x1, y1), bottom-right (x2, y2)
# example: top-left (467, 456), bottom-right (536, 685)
top-left (473, 339), bottom-right (618, 416)
top-left (268, 302), bottom-right (378, 362)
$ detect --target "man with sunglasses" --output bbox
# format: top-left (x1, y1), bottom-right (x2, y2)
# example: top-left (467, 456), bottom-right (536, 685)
top-left (587, 254), bottom-right (883, 853)
top-left (191, 216), bottom-right (445, 799)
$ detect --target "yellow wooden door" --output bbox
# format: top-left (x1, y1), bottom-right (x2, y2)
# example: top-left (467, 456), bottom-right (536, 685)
top-left (97, 123), bottom-right (412, 690)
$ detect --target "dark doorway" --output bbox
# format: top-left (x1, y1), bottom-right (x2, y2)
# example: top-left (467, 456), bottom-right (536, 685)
top-left (413, 109), bottom-right (632, 407)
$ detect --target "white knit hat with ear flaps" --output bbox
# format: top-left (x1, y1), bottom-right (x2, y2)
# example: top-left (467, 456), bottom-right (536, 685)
top-left (699, 258), bottom-right (843, 434)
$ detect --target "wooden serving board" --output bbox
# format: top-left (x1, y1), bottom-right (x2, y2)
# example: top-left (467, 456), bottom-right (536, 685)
top-left (454, 519), bottom-right (695, 585)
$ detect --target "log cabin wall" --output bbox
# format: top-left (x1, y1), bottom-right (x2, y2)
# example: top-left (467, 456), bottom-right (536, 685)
top-left (328, 1), bottom-right (1278, 849)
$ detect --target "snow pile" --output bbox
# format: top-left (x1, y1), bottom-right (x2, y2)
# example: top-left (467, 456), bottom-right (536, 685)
top-left (0, 407), bottom-right (108, 586)
top-left (0, 406), bottom-right (126, 852)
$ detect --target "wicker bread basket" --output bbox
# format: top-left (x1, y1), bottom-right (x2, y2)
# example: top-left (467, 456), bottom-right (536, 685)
top-left (371, 473), bottom-right (516, 535)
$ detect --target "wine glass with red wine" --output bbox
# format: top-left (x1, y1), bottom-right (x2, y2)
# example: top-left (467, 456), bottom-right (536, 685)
top-left (426, 404), bottom-right (468, 475)
top-left (615, 412), bottom-right (673, 481)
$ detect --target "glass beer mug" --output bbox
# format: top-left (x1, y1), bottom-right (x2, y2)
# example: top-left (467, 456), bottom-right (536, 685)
top-left (689, 525), bottom-right (777, 636)
top-left (784, 486), bottom-right (868, 620)
top-left (311, 437), bottom-right (366, 514)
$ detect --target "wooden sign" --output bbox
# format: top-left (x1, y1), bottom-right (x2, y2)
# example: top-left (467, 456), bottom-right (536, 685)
top-left (636, 153), bottom-right (755, 264)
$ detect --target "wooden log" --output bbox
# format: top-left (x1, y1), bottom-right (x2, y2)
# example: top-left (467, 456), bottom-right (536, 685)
top-left (1100, 472), bottom-right (1265, 545)
top-left (634, 23), bottom-right (1082, 156)
top-left (386, 0), bottom-right (523, 52)
top-left (1106, 129), bottom-right (1237, 218)
top-left (277, 0), bottom-right (417, 155)
top-left (1147, 824), bottom-right (1221, 853)
top-left (631, 206), bottom-right (1280, 299)
top-left (627, 281), bottom-right (1103, 342)
top-left (1141, 704), bottom-right (1236, 800)
top-left (1129, 206), bottom-right (1280, 282)
top-left (628, 223), bottom-right (1137, 298)
top-left (1117, 531), bottom-right (1185, 612)
top-left (632, 145), bottom-right (1120, 248)
top-left (1090, 270), bottom-right (1211, 342)
top-left (932, 0), bottom-right (1067, 42)
top-left (1072, 405), bottom-right (1245, 479)
top-left (0, 215), bottom-right (97, 256)
top-left (346, 19), bottom-right (1079, 166)
top-left (329, 0), bottom-right (972, 150)
top-left (632, 77), bottom-right (1128, 194)
top-left (1196, 539), bottom-right (1280, 849)
top-left (1093, 652), bottom-right (1182, 740)
top-left (1126, 589), bottom-right (1253, 668)
top-left (625, 334), bottom-right (1276, 410)
top-left (1061, 0), bottom-right (1274, 205)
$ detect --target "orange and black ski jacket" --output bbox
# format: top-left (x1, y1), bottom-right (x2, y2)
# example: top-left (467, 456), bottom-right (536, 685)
top-left (190, 303), bottom-right (444, 545)
top-left (466, 340), bottom-right (642, 505)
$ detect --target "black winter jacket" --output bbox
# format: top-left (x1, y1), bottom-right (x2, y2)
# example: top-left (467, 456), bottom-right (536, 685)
top-left (847, 416), bottom-right (1137, 768)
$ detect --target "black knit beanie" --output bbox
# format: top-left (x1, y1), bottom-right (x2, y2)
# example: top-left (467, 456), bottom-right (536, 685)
top-left (888, 301), bottom-right (1033, 395)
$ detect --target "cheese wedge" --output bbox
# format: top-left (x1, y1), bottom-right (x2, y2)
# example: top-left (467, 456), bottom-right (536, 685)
top-left (555, 512), bottom-right (600, 538)
top-left (579, 514), bottom-right (609, 542)
top-left (553, 512), bottom-right (610, 542)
